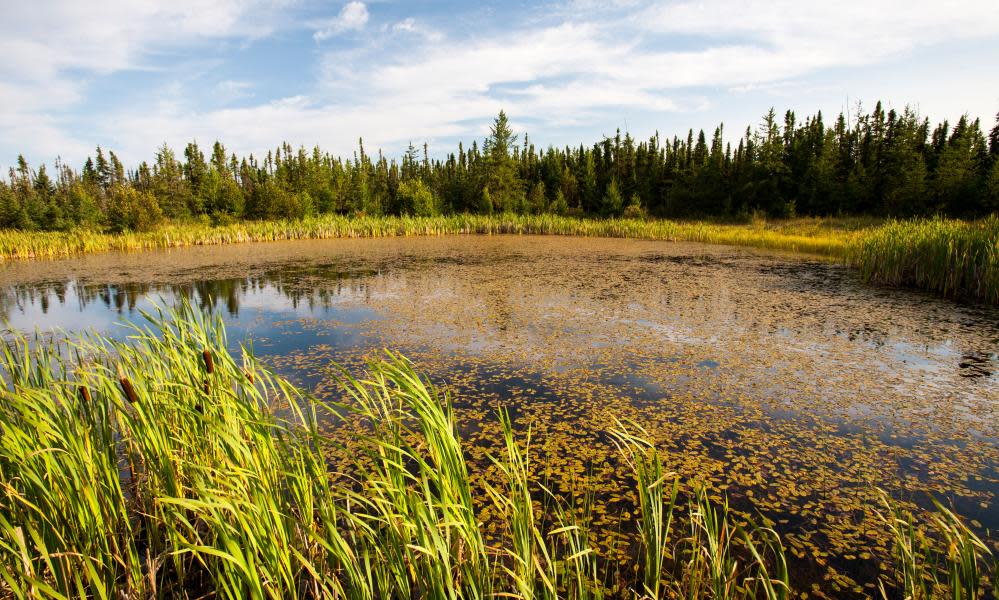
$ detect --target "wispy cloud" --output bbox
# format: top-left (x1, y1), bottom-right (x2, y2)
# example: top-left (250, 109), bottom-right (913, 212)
top-left (313, 2), bottom-right (369, 41)
top-left (214, 80), bottom-right (255, 102)
top-left (388, 18), bottom-right (443, 42)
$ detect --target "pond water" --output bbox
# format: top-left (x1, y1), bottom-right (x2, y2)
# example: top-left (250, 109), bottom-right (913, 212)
top-left (2, 235), bottom-right (997, 597)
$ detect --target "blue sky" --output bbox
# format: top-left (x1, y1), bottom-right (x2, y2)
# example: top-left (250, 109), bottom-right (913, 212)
top-left (3, 0), bottom-right (999, 171)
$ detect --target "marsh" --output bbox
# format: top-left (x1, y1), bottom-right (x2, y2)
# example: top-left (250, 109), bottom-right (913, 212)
top-left (2, 235), bottom-right (996, 596)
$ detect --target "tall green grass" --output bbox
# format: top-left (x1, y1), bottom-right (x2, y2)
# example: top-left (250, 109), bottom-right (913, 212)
top-left (0, 305), bottom-right (995, 598)
top-left (610, 419), bottom-right (680, 599)
top-left (876, 490), bottom-right (995, 600)
top-left (848, 215), bottom-right (999, 304)
top-left (0, 304), bottom-right (362, 598)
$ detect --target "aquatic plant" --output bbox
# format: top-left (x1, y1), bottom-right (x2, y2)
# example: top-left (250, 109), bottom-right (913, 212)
top-left (610, 419), bottom-right (679, 599)
top-left (0, 304), bottom-right (995, 598)
top-left (848, 215), bottom-right (999, 304)
top-left (0, 303), bottom-right (363, 598)
top-left (876, 489), bottom-right (995, 600)
top-left (0, 213), bottom-right (855, 261)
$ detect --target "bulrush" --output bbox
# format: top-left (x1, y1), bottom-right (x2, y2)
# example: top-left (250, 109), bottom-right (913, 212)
top-left (117, 363), bottom-right (138, 404)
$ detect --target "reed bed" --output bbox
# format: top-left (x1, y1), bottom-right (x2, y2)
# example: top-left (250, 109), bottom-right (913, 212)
top-left (0, 214), bottom-right (855, 262)
top-left (0, 305), bottom-right (994, 598)
top-left (3, 213), bottom-right (996, 303)
top-left (847, 215), bottom-right (999, 304)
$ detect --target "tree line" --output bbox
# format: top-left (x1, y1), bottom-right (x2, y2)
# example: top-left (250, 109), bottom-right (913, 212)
top-left (2, 103), bottom-right (998, 232)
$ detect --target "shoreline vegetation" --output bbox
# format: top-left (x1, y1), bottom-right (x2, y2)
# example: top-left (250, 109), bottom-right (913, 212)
top-left (4, 105), bottom-right (998, 303)
top-left (1, 213), bottom-right (996, 304)
top-left (0, 304), bottom-right (994, 598)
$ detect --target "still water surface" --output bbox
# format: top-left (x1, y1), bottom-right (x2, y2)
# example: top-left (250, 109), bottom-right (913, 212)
top-left (2, 235), bottom-right (997, 596)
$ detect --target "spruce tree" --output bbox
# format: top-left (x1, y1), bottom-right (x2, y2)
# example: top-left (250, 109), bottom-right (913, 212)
top-left (989, 112), bottom-right (999, 158)
top-left (551, 189), bottom-right (569, 215)
top-left (601, 178), bottom-right (623, 217)
top-left (483, 110), bottom-right (524, 212)
top-left (528, 181), bottom-right (546, 214)
top-left (985, 156), bottom-right (999, 213)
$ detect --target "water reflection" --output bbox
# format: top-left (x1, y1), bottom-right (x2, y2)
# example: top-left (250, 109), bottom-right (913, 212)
top-left (1, 268), bottom-right (379, 322)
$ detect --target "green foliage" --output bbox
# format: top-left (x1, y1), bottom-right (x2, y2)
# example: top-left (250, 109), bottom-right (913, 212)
top-left (246, 179), bottom-right (311, 220)
top-left (480, 186), bottom-right (494, 215)
top-left (396, 178), bottom-right (438, 216)
top-left (876, 490), bottom-right (994, 600)
top-left (528, 181), bottom-right (547, 215)
top-left (0, 182), bottom-right (30, 229)
top-left (611, 420), bottom-right (679, 598)
top-left (849, 215), bottom-right (999, 303)
top-left (200, 169), bottom-right (245, 218)
top-left (66, 183), bottom-right (102, 228)
top-left (985, 157), bottom-right (999, 213)
top-left (623, 192), bottom-right (645, 219)
top-left (550, 189), bottom-right (569, 216)
top-left (0, 303), bottom-right (359, 598)
top-left (151, 144), bottom-right (192, 219)
top-left (483, 110), bottom-right (525, 212)
top-left (105, 185), bottom-right (163, 232)
top-left (601, 178), bottom-right (623, 217)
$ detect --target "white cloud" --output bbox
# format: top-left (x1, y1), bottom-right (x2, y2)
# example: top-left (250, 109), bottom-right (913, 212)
top-left (390, 18), bottom-right (443, 42)
top-left (313, 2), bottom-right (369, 41)
top-left (1, 0), bottom-right (286, 79)
top-left (298, 0), bottom-right (999, 149)
top-left (392, 18), bottom-right (417, 33)
top-left (0, 0), bottom-right (291, 169)
top-left (4, 0), bottom-right (999, 170)
top-left (632, 0), bottom-right (999, 71)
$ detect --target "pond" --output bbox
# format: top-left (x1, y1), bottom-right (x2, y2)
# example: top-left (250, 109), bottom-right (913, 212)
top-left (2, 234), bottom-right (997, 597)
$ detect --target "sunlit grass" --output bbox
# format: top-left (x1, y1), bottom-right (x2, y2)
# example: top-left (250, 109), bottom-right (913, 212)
top-left (0, 304), bottom-right (995, 598)
top-left (876, 489), bottom-right (995, 600)
top-left (0, 214), bottom-right (856, 260)
top-left (848, 215), bottom-right (999, 304)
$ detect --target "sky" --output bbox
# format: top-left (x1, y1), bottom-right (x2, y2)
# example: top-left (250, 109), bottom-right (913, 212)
top-left (2, 0), bottom-right (999, 172)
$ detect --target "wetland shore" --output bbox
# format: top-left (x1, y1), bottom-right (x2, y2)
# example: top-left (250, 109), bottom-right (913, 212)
top-left (1, 213), bottom-right (996, 304)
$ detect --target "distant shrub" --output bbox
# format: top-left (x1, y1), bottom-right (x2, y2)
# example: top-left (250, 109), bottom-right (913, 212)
top-left (398, 179), bottom-right (438, 216)
top-left (106, 185), bottom-right (163, 232)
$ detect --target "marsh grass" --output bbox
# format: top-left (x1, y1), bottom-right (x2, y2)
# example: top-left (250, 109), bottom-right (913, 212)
top-left (0, 305), bottom-right (995, 598)
top-left (876, 490), bottom-right (995, 600)
top-left (610, 419), bottom-right (679, 599)
top-left (848, 215), bottom-right (999, 304)
top-left (0, 214), bottom-right (856, 261)
top-left (2, 213), bottom-right (995, 303)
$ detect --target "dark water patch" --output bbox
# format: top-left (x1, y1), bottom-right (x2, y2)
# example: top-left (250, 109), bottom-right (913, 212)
top-left (959, 351), bottom-right (995, 378)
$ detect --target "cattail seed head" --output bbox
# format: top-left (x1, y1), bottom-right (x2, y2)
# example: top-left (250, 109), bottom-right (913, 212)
top-left (116, 364), bottom-right (137, 404)
top-left (120, 376), bottom-right (138, 405)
